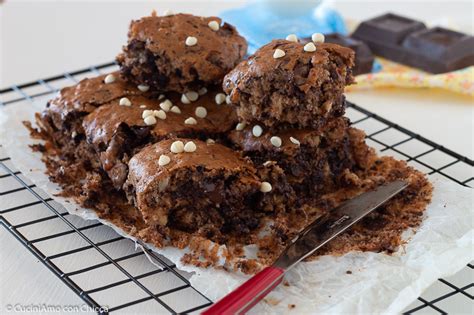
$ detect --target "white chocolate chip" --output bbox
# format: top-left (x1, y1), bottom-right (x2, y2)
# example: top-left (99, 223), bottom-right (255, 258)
top-left (185, 36), bottom-right (198, 46)
top-left (304, 42), bottom-right (317, 52)
top-left (181, 94), bottom-right (191, 104)
top-left (289, 136), bottom-right (300, 146)
top-left (119, 97), bottom-right (132, 106)
top-left (270, 136), bottom-right (282, 148)
top-left (170, 106), bottom-right (181, 114)
top-left (260, 182), bottom-right (272, 193)
top-left (311, 32), bottom-right (325, 43)
top-left (184, 141), bottom-right (197, 152)
top-left (273, 48), bottom-right (286, 59)
top-left (263, 161), bottom-right (273, 167)
top-left (159, 99), bottom-right (172, 112)
top-left (215, 93), bottom-right (226, 105)
top-left (170, 141), bottom-right (184, 153)
top-left (143, 115), bottom-right (157, 125)
top-left (235, 123), bottom-right (246, 131)
top-left (226, 95), bottom-right (231, 104)
top-left (140, 105), bottom-right (147, 108)
top-left (137, 84), bottom-right (150, 92)
top-left (154, 110), bottom-right (167, 120)
top-left (185, 91), bottom-right (199, 102)
top-left (252, 125), bottom-right (263, 137)
top-left (71, 131), bottom-right (77, 138)
top-left (104, 74), bottom-right (116, 84)
top-left (206, 139), bottom-right (215, 144)
top-left (158, 154), bottom-right (171, 166)
top-left (184, 117), bottom-right (197, 125)
top-left (286, 34), bottom-right (298, 42)
top-left (195, 106), bottom-right (207, 118)
top-left (208, 20), bottom-right (220, 31)
top-left (163, 9), bottom-right (174, 16)
top-left (198, 87), bottom-right (208, 95)
top-left (158, 94), bottom-right (165, 100)
top-left (142, 110), bottom-right (153, 118)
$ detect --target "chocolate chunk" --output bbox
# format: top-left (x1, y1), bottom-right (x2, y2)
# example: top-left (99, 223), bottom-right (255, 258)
top-left (352, 13), bottom-right (474, 73)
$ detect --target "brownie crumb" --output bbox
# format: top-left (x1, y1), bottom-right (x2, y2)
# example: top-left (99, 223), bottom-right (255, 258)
top-left (264, 297), bottom-right (280, 306)
top-left (346, 270), bottom-right (352, 274)
top-left (288, 304), bottom-right (296, 309)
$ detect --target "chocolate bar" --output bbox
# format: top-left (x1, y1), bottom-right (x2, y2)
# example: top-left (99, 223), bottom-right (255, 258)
top-left (352, 13), bottom-right (474, 73)
top-left (301, 34), bottom-right (374, 75)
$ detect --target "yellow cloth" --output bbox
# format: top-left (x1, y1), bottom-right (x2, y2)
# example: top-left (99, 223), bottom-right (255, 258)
top-left (346, 58), bottom-right (474, 97)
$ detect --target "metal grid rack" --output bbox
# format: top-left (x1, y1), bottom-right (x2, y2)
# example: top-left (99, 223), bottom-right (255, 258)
top-left (0, 62), bottom-right (472, 314)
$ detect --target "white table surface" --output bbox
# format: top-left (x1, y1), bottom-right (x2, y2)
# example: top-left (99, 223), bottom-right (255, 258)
top-left (1, 1), bottom-right (473, 314)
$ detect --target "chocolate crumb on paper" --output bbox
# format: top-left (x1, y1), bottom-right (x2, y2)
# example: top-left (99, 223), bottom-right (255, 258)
top-left (264, 297), bottom-right (281, 306)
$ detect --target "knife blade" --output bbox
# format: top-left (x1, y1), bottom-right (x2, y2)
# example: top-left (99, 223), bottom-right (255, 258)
top-left (274, 179), bottom-right (408, 270)
top-left (202, 180), bottom-right (408, 315)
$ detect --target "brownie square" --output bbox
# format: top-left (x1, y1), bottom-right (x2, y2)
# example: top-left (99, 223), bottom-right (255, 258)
top-left (117, 13), bottom-right (247, 93)
top-left (223, 40), bottom-right (354, 129)
top-left (228, 117), bottom-right (370, 196)
top-left (82, 88), bottom-right (238, 189)
top-left (124, 139), bottom-right (263, 235)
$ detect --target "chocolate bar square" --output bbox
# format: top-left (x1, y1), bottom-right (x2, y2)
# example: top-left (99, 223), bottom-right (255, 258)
top-left (401, 27), bottom-right (474, 73)
top-left (353, 13), bottom-right (426, 45)
top-left (404, 27), bottom-right (473, 57)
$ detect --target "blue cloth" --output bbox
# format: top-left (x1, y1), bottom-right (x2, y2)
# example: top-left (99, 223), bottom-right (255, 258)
top-left (220, 1), bottom-right (347, 54)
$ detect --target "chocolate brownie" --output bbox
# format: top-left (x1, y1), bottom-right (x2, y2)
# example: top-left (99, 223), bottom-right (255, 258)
top-left (82, 87), bottom-right (238, 189)
top-left (117, 13), bottom-right (247, 93)
top-left (228, 118), bottom-right (367, 195)
top-left (32, 72), bottom-right (149, 190)
top-left (124, 139), bottom-right (264, 235)
top-left (26, 14), bottom-right (433, 274)
top-left (223, 39), bottom-right (354, 129)
top-left (35, 72), bottom-right (147, 149)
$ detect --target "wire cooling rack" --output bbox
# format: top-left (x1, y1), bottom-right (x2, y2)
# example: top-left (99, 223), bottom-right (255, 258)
top-left (0, 62), bottom-right (472, 314)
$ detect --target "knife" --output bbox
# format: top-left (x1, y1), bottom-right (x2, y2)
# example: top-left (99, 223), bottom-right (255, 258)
top-left (202, 180), bottom-right (408, 315)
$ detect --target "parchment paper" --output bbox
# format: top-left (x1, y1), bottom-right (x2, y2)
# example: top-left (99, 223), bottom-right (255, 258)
top-left (1, 98), bottom-right (472, 314)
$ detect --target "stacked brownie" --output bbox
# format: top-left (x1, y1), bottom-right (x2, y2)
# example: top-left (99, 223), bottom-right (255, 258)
top-left (224, 38), bottom-right (362, 198)
top-left (31, 12), bottom-right (432, 263)
top-left (34, 13), bottom-right (362, 237)
top-left (36, 12), bottom-right (280, 238)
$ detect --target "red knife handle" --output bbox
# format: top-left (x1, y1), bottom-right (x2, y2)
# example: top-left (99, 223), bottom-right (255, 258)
top-left (202, 266), bottom-right (284, 315)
